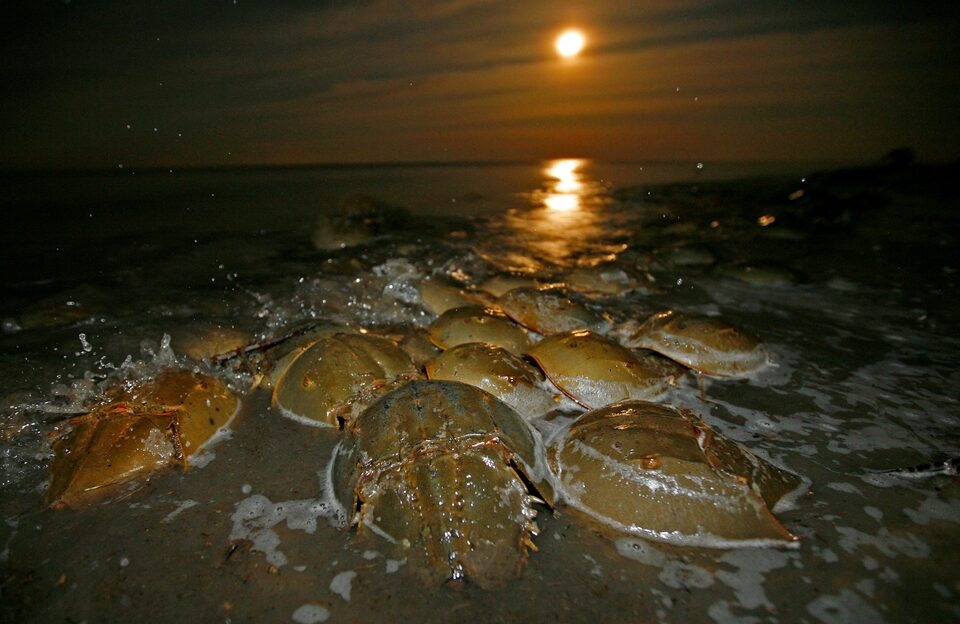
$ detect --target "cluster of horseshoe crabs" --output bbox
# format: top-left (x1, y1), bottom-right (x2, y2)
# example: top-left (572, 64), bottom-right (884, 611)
top-left (42, 275), bottom-right (806, 588)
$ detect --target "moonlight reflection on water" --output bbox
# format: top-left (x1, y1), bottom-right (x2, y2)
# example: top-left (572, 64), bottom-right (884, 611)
top-left (498, 159), bottom-right (627, 271)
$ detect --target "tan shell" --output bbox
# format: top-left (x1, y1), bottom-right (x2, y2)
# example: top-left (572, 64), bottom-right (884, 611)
top-left (15, 299), bottom-right (94, 331)
top-left (272, 332), bottom-right (418, 427)
top-left (398, 327), bottom-right (443, 367)
top-left (550, 400), bottom-right (804, 547)
top-left (425, 342), bottom-right (558, 420)
top-left (479, 274), bottom-right (542, 298)
top-left (527, 330), bottom-right (681, 409)
top-left (418, 276), bottom-right (486, 315)
top-left (171, 325), bottom-right (251, 363)
top-left (45, 369), bottom-right (241, 508)
top-left (565, 265), bottom-right (635, 296)
top-left (310, 196), bottom-right (408, 250)
top-left (660, 245), bottom-right (716, 268)
top-left (715, 263), bottom-right (798, 287)
top-left (428, 305), bottom-right (532, 354)
top-left (258, 321), bottom-right (352, 390)
top-left (498, 287), bottom-right (610, 335)
top-left (623, 310), bottom-right (769, 377)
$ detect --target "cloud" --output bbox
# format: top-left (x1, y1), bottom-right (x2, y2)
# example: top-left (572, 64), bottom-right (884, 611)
top-left (1, 0), bottom-right (957, 167)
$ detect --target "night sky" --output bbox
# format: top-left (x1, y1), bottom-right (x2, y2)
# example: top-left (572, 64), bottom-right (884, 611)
top-left (3, 1), bottom-right (958, 170)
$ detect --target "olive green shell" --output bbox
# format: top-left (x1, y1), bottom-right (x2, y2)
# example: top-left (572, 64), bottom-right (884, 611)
top-left (272, 332), bottom-right (417, 427)
top-left (624, 310), bottom-right (769, 377)
top-left (45, 369), bottom-right (240, 508)
top-left (549, 399), bottom-right (803, 547)
top-left (527, 330), bottom-right (682, 408)
top-left (331, 380), bottom-right (555, 588)
top-left (498, 287), bottom-right (610, 335)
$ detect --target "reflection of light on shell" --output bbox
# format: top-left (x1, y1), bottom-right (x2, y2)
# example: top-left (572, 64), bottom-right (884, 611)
top-left (641, 454), bottom-right (661, 470)
top-left (757, 215), bottom-right (776, 227)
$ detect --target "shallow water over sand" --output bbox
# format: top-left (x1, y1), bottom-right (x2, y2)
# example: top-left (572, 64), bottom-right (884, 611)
top-left (2, 160), bottom-right (958, 622)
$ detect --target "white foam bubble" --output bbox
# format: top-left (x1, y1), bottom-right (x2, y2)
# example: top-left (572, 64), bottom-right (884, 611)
top-left (902, 492), bottom-right (960, 526)
top-left (716, 548), bottom-right (792, 611)
top-left (826, 482), bottom-right (862, 495)
top-left (659, 560), bottom-right (714, 590)
top-left (806, 589), bottom-right (883, 624)
top-left (275, 404), bottom-right (338, 428)
top-left (813, 546), bottom-right (839, 563)
top-left (856, 578), bottom-right (876, 598)
top-left (292, 603), bottom-right (330, 624)
top-left (1, 516), bottom-right (19, 563)
top-left (230, 493), bottom-right (343, 568)
top-left (835, 525), bottom-right (930, 559)
top-left (614, 537), bottom-right (667, 567)
top-left (863, 506), bottom-right (883, 522)
top-left (706, 599), bottom-right (756, 624)
top-left (330, 570), bottom-right (357, 602)
top-left (161, 499), bottom-right (199, 524)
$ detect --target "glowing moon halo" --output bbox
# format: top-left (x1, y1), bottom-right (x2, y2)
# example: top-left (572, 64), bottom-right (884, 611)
top-left (555, 29), bottom-right (585, 58)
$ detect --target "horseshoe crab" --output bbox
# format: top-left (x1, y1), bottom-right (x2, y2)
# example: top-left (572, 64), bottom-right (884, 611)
top-left (45, 369), bottom-right (241, 508)
top-left (310, 196), bottom-right (409, 250)
top-left (171, 324), bottom-right (251, 363)
top-left (621, 310), bottom-right (770, 377)
top-left (272, 332), bottom-right (418, 427)
top-left (424, 342), bottom-right (558, 420)
top-left (418, 276), bottom-right (487, 315)
top-left (255, 321), bottom-right (352, 389)
top-left (478, 274), bottom-right (542, 298)
top-left (428, 305), bottom-right (532, 354)
top-left (564, 264), bottom-right (636, 296)
top-left (549, 399), bottom-right (803, 547)
top-left (397, 327), bottom-right (443, 367)
top-left (498, 286), bottom-right (611, 335)
top-left (330, 380), bottom-right (555, 589)
top-left (527, 330), bottom-right (683, 409)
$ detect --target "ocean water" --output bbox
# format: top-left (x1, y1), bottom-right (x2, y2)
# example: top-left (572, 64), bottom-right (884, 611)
top-left (1, 160), bottom-right (958, 622)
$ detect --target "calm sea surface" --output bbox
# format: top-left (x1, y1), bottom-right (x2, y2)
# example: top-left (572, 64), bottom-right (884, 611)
top-left (1, 160), bottom-right (958, 622)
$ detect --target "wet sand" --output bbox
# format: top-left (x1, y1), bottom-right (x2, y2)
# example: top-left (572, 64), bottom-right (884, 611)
top-left (2, 161), bottom-right (959, 622)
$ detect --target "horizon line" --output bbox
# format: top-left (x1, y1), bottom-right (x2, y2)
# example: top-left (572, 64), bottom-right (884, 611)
top-left (0, 156), bottom-right (859, 176)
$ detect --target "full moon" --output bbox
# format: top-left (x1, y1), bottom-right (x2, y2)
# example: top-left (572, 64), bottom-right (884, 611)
top-left (555, 29), bottom-right (586, 58)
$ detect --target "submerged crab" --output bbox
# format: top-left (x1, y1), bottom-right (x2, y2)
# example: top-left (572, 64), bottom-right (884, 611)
top-left (45, 369), bottom-right (241, 508)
